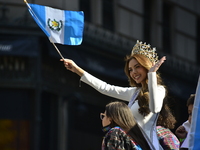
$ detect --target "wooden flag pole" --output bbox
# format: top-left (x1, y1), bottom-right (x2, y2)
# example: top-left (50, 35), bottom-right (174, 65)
top-left (49, 37), bottom-right (65, 59)
top-left (51, 42), bottom-right (65, 60)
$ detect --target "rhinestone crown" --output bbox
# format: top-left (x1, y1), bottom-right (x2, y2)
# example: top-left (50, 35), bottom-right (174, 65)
top-left (131, 40), bottom-right (158, 63)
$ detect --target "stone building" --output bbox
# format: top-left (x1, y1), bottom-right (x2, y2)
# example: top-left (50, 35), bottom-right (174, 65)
top-left (0, 0), bottom-right (199, 150)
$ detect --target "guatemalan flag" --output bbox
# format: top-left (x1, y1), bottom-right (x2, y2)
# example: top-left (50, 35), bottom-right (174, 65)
top-left (189, 73), bottom-right (200, 150)
top-left (26, 3), bottom-right (84, 45)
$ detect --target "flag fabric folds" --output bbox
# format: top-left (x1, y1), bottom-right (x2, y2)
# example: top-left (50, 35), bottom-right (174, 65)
top-left (189, 74), bottom-right (200, 150)
top-left (27, 3), bottom-right (84, 45)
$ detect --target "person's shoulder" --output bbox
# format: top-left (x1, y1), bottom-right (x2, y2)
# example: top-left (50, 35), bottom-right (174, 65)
top-left (107, 127), bottom-right (136, 143)
top-left (109, 126), bottom-right (124, 132)
top-left (107, 127), bottom-right (126, 135)
top-left (105, 127), bottom-right (128, 140)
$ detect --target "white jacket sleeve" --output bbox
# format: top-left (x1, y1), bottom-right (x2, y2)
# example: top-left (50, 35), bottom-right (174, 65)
top-left (80, 72), bottom-right (137, 102)
top-left (148, 72), bottom-right (165, 113)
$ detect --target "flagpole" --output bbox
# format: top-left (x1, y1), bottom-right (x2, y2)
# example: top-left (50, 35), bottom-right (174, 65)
top-left (24, 0), bottom-right (38, 19)
top-left (24, 0), bottom-right (65, 60)
top-left (50, 40), bottom-right (65, 60)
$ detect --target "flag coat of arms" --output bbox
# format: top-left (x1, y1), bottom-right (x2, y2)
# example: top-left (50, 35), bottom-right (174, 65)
top-left (27, 3), bottom-right (84, 45)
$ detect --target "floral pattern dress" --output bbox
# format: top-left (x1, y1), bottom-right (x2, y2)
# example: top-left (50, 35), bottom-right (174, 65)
top-left (102, 127), bottom-right (142, 150)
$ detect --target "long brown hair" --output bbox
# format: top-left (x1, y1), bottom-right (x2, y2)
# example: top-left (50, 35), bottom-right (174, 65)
top-left (157, 96), bottom-right (177, 129)
top-left (105, 101), bottom-right (151, 150)
top-left (124, 54), bottom-right (176, 129)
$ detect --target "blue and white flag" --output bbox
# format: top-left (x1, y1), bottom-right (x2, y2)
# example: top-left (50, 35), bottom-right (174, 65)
top-left (189, 73), bottom-right (200, 150)
top-left (26, 3), bottom-right (84, 45)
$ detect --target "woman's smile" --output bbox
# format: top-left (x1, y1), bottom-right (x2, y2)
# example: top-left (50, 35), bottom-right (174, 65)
top-left (129, 58), bottom-right (148, 86)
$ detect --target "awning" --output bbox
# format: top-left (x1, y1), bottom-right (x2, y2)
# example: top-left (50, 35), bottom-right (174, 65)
top-left (0, 35), bottom-right (39, 57)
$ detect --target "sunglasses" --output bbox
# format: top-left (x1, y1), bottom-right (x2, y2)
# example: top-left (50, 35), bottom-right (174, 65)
top-left (100, 113), bottom-right (105, 120)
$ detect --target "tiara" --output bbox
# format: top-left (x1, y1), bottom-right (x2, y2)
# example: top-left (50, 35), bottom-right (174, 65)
top-left (131, 40), bottom-right (158, 63)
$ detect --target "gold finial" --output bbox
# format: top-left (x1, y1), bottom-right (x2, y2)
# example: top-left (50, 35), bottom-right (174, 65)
top-left (131, 40), bottom-right (158, 63)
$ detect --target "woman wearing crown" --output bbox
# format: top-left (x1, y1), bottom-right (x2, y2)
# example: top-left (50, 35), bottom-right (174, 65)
top-left (60, 40), bottom-right (177, 150)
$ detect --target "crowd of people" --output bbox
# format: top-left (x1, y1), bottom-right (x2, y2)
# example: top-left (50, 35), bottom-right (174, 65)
top-left (60, 40), bottom-right (195, 150)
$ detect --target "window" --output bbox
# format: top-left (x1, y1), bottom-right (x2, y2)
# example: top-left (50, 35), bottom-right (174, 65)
top-left (79, 0), bottom-right (91, 22)
top-left (0, 89), bottom-right (31, 150)
top-left (0, 120), bottom-right (30, 150)
top-left (143, 0), bottom-right (152, 43)
top-left (102, 0), bottom-right (114, 31)
top-left (162, 2), bottom-right (172, 54)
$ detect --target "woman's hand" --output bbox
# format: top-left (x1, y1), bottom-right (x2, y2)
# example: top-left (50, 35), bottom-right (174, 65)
top-left (149, 56), bottom-right (166, 72)
top-left (60, 59), bottom-right (84, 76)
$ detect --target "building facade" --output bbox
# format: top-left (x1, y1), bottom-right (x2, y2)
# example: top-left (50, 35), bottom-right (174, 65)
top-left (0, 0), bottom-right (200, 150)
